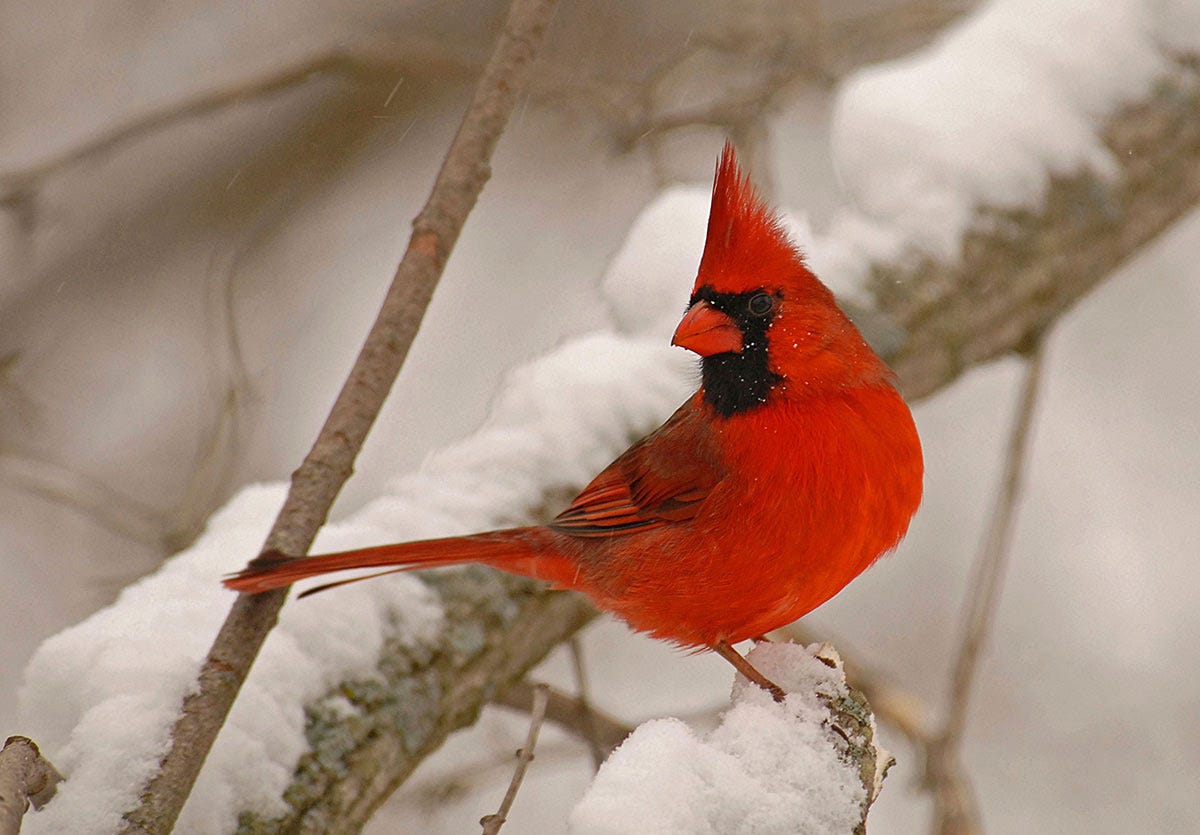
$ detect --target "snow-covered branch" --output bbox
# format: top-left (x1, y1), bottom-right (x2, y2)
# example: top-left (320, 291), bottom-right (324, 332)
top-left (876, 58), bottom-right (1200, 399)
top-left (570, 644), bottom-right (889, 835)
top-left (238, 576), bottom-right (593, 833)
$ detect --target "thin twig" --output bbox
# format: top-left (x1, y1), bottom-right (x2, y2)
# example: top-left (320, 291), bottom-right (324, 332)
top-left (116, 2), bottom-right (561, 832)
top-left (928, 342), bottom-right (1047, 835)
top-left (493, 679), bottom-right (632, 755)
top-left (943, 343), bottom-right (1045, 747)
top-left (0, 736), bottom-right (64, 835)
top-left (0, 453), bottom-right (168, 549)
top-left (480, 683), bottom-right (550, 835)
top-left (404, 738), bottom-right (588, 813)
top-left (567, 637), bottom-right (608, 769)
top-left (0, 35), bottom-right (483, 207)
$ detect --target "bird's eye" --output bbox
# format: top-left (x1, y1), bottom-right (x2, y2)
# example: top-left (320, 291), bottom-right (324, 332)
top-left (747, 292), bottom-right (775, 317)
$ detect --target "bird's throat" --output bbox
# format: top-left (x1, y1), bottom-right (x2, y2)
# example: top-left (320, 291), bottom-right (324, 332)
top-left (701, 348), bottom-right (781, 417)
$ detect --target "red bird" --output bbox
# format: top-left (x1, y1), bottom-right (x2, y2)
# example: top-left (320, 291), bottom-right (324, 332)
top-left (225, 144), bottom-right (923, 699)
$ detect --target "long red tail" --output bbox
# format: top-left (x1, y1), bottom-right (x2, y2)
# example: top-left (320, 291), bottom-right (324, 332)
top-left (223, 526), bottom-right (577, 595)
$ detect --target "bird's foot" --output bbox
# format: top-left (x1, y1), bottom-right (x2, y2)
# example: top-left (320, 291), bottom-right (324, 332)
top-left (713, 640), bottom-right (787, 702)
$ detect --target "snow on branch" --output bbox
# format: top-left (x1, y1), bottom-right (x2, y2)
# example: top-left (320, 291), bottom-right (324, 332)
top-left (230, 26), bottom-right (1200, 828)
top-left (569, 643), bottom-right (889, 835)
top-left (818, 0), bottom-right (1200, 397)
top-left (876, 57), bottom-right (1200, 399)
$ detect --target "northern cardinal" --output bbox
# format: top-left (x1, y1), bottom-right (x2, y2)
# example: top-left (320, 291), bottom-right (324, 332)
top-left (226, 144), bottom-right (923, 699)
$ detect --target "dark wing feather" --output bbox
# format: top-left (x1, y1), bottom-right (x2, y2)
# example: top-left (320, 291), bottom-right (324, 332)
top-left (550, 401), bottom-right (724, 538)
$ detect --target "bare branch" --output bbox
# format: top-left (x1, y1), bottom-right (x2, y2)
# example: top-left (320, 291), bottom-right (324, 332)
top-left (480, 683), bottom-right (549, 835)
top-left (493, 679), bottom-right (633, 756)
top-left (567, 638), bottom-right (608, 769)
top-left (941, 345), bottom-right (1045, 749)
top-left (0, 35), bottom-right (483, 208)
top-left (0, 453), bottom-right (167, 549)
top-left (539, 0), bottom-right (981, 188)
top-left (923, 344), bottom-right (1045, 835)
top-left (0, 736), bottom-right (63, 835)
top-left (117, 2), bottom-right (562, 831)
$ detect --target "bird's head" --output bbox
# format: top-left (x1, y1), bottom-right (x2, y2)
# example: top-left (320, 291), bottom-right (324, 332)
top-left (671, 143), bottom-right (890, 417)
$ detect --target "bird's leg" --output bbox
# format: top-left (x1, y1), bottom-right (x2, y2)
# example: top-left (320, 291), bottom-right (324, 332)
top-left (750, 634), bottom-right (771, 644)
top-left (713, 640), bottom-right (786, 702)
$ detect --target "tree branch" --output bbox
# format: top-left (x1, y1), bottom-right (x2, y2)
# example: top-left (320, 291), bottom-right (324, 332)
top-left (117, 1), bottom-right (561, 832)
top-left (0, 736), bottom-right (63, 835)
top-left (0, 35), bottom-right (483, 210)
top-left (493, 679), bottom-right (633, 757)
top-left (235, 576), bottom-right (596, 833)
top-left (925, 344), bottom-right (1045, 835)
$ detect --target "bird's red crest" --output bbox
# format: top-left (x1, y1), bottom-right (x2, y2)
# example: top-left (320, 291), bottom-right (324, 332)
top-left (695, 143), bottom-right (812, 295)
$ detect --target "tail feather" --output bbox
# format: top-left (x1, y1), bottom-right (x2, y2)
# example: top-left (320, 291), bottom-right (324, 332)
top-left (223, 527), bottom-right (577, 595)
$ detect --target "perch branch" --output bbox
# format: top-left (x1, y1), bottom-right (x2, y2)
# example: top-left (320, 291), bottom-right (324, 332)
top-left (117, 1), bottom-right (561, 832)
top-left (776, 624), bottom-right (932, 752)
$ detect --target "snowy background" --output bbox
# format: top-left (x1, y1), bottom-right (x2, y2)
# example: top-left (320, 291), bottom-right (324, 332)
top-left (1, 0), bottom-right (1198, 832)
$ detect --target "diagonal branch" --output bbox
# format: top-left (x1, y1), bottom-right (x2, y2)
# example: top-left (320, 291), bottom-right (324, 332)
top-left (926, 343), bottom-right (1046, 835)
top-left (0, 35), bottom-right (483, 209)
top-left (116, 1), bottom-right (561, 831)
top-left (480, 683), bottom-right (549, 834)
top-left (941, 345), bottom-right (1045, 750)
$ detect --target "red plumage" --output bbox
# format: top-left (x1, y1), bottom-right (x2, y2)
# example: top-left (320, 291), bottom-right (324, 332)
top-left (225, 143), bottom-right (923, 691)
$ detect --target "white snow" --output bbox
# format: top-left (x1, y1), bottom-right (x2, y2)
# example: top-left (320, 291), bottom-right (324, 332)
top-left (569, 642), bottom-right (871, 835)
top-left (601, 186), bottom-right (711, 340)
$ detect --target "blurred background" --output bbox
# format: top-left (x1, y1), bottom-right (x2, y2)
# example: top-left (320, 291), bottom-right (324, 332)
top-left (1, 0), bottom-right (1197, 832)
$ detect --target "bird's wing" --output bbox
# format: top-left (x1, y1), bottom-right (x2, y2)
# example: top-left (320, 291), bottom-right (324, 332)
top-left (550, 401), bottom-right (724, 538)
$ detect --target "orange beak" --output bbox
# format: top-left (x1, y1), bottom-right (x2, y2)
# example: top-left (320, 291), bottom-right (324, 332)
top-left (671, 300), bottom-right (743, 357)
